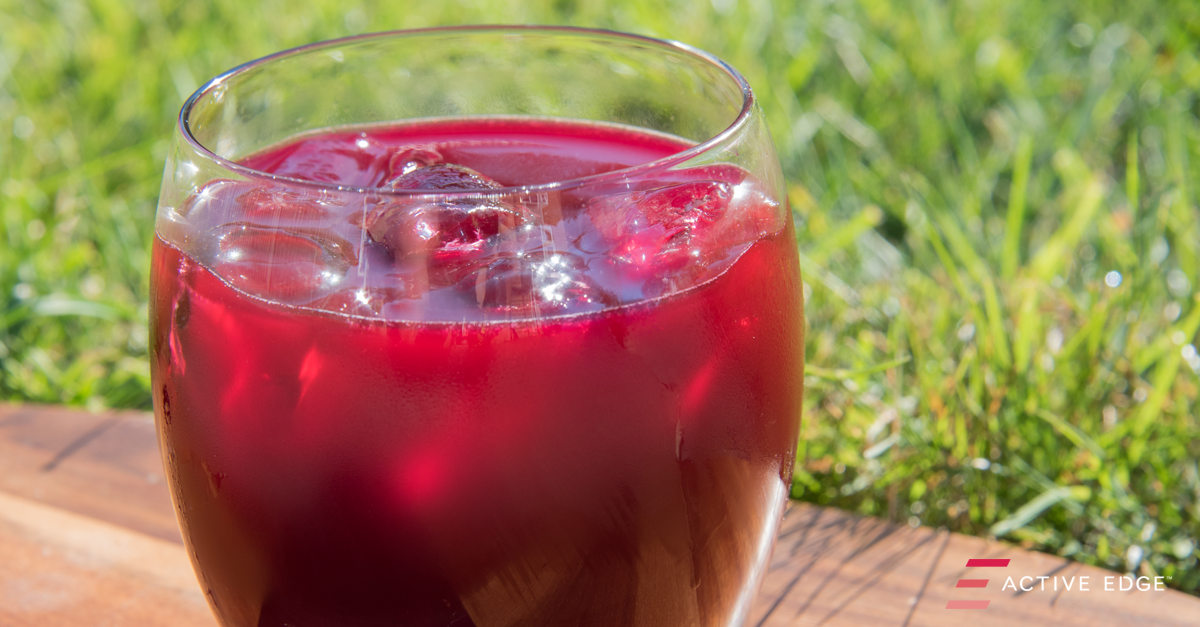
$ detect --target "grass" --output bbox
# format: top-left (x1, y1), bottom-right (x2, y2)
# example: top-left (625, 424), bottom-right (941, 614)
top-left (2, 0), bottom-right (1199, 594)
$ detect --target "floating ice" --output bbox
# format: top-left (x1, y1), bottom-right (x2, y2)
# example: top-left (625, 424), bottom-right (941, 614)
top-left (365, 163), bottom-right (532, 287)
top-left (457, 252), bottom-right (608, 315)
top-left (206, 223), bottom-right (356, 304)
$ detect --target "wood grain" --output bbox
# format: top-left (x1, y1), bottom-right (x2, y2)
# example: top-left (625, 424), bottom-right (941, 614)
top-left (2, 403), bottom-right (1198, 626)
top-left (0, 491), bottom-right (211, 627)
top-left (0, 405), bottom-right (180, 544)
top-left (751, 504), bottom-right (1200, 626)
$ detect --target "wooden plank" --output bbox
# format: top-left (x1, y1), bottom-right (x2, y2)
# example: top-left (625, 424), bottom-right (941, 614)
top-left (750, 505), bottom-right (1200, 626)
top-left (0, 491), bottom-right (213, 627)
top-left (0, 404), bottom-right (180, 544)
top-left (2, 402), bottom-right (1198, 626)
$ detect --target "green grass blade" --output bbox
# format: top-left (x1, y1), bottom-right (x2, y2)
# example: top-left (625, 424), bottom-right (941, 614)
top-left (32, 297), bottom-right (120, 321)
top-left (990, 485), bottom-right (1091, 538)
top-left (934, 213), bottom-right (1012, 368)
top-left (1124, 295), bottom-right (1200, 461)
top-left (1028, 175), bottom-right (1105, 282)
top-left (805, 204), bottom-right (884, 266)
top-left (1166, 106), bottom-right (1198, 281)
top-left (1002, 134), bottom-right (1033, 280)
top-left (1011, 281), bottom-right (1040, 375)
top-left (1126, 129), bottom-right (1139, 221)
top-left (924, 219), bottom-right (988, 334)
top-left (805, 356), bottom-right (911, 380)
top-left (1035, 409), bottom-right (1106, 460)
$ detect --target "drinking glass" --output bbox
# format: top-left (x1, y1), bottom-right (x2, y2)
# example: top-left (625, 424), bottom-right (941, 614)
top-left (151, 26), bottom-right (804, 627)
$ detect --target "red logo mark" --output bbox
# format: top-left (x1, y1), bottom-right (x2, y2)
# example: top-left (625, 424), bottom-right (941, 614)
top-left (947, 558), bottom-right (1008, 609)
top-left (965, 558), bottom-right (1010, 567)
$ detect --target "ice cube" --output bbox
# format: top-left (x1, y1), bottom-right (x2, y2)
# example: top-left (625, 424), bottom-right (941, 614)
top-left (563, 164), bottom-right (748, 207)
top-left (532, 253), bottom-right (611, 311)
top-left (365, 201), bottom-right (532, 286)
top-left (586, 179), bottom-right (734, 266)
top-left (204, 223), bottom-right (357, 304)
top-left (635, 180), bottom-right (733, 237)
top-left (233, 184), bottom-right (338, 224)
top-left (382, 162), bottom-right (503, 192)
top-left (365, 199), bottom-right (523, 258)
top-left (181, 179), bottom-right (336, 234)
top-left (386, 145), bottom-right (443, 179)
top-left (365, 163), bottom-right (533, 286)
top-left (582, 173), bottom-right (782, 296)
top-left (180, 178), bottom-right (247, 219)
top-left (657, 163), bottom-right (748, 187)
top-left (307, 285), bottom-right (411, 318)
top-left (457, 252), bottom-right (609, 315)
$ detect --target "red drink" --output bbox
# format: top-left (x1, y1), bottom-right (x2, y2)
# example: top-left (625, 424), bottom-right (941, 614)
top-left (151, 119), bottom-right (803, 627)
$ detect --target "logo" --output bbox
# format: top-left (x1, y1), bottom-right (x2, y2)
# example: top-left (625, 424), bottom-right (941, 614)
top-left (946, 558), bottom-right (1009, 609)
top-left (947, 556), bottom-right (1171, 610)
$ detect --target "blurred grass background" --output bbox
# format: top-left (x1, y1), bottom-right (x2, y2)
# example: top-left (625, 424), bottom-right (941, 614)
top-left (3, 0), bottom-right (1199, 593)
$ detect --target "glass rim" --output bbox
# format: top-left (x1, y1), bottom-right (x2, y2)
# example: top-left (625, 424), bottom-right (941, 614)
top-left (177, 25), bottom-right (756, 197)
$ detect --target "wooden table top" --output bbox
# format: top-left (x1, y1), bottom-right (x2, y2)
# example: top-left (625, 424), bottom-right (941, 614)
top-left (1, 403), bottom-right (1197, 626)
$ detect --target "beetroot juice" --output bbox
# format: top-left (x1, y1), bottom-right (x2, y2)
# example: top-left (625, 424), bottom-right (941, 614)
top-left (151, 118), bottom-right (803, 627)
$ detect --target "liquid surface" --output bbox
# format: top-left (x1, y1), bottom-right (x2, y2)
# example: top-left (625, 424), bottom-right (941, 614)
top-left (240, 118), bottom-right (690, 188)
top-left (164, 118), bottom-right (781, 322)
top-left (151, 118), bottom-right (804, 627)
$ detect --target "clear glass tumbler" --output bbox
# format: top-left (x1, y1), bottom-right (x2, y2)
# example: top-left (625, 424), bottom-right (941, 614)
top-left (151, 26), bottom-right (804, 627)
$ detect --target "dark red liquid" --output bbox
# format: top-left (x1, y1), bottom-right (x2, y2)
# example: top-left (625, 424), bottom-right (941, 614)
top-left (151, 119), bottom-right (803, 627)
